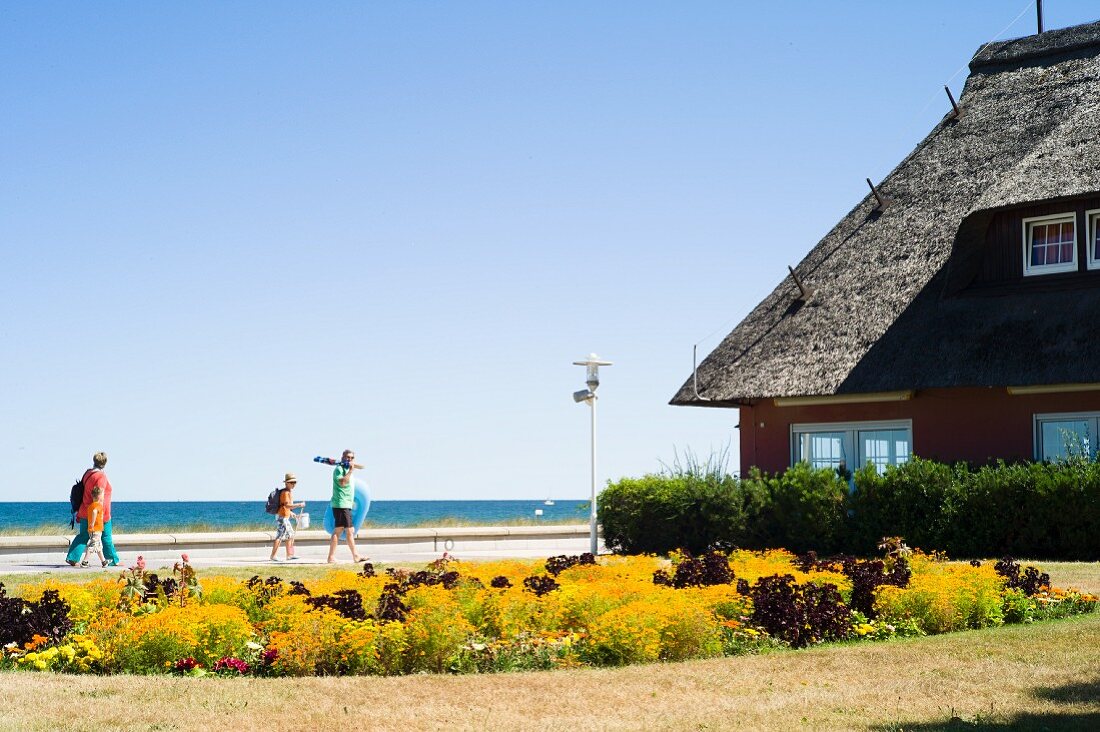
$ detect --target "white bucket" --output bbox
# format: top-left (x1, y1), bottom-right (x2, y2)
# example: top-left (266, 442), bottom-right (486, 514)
top-left (297, 512), bottom-right (310, 529)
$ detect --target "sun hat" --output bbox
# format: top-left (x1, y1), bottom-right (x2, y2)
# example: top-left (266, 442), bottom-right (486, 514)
top-left (284, 473), bottom-right (298, 483)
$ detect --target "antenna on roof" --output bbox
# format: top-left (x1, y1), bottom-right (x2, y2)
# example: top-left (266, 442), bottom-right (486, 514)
top-left (691, 344), bottom-right (712, 401)
top-left (865, 178), bottom-right (893, 212)
top-left (787, 265), bottom-right (815, 302)
top-left (1036, 0), bottom-right (1044, 34)
top-left (944, 85), bottom-right (963, 119)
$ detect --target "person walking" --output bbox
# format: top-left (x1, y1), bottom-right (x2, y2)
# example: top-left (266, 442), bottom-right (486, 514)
top-left (66, 452), bottom-right (121, 566)
top-left (270, 473), bottom-right (305, 561)
top-left (79, 485), bottom-right (108, 568)
top-left (327, 448), bottom-right (364, 563)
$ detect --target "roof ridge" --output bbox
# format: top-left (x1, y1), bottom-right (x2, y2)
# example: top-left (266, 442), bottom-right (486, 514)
top-left (970, 18), bottom-right (1100, 71)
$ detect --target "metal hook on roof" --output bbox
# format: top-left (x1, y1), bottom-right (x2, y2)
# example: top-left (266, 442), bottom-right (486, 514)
top-left (866, 178), bottom-right (894, 212)
top-left (945, 85), bottom-right (963, 119)
top-left (692, 344), bottom-right (712, 401)
top-left (788, 265), bottom-right (815, 302)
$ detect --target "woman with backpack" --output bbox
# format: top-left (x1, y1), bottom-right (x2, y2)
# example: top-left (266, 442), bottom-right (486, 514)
top-left (66, 451), bottom-right (121, 567)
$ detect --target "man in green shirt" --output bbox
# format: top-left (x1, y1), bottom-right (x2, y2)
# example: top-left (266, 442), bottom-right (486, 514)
top-left (327, 448), bottom-right (365, 563)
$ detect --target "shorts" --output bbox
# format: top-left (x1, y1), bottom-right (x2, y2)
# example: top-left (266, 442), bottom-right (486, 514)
top-left (274, 516), bottom-right (295, 541)
top-left (332, 508), bottom-right (353, 529)
top-left (88, 531), bottom-right (103, 552)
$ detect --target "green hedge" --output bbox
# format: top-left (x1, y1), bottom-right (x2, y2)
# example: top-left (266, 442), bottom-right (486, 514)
top-left (597, 473), bottom-right (765, 555)
top-left (597, 458), bottom-right (1100, 559)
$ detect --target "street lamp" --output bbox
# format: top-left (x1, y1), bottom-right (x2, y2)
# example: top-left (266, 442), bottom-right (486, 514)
top-left (573, 353), bottom-right (612, 555)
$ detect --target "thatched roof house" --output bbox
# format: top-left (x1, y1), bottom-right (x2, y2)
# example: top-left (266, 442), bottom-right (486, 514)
top-left (672, 20), bottom-right (1100, 475)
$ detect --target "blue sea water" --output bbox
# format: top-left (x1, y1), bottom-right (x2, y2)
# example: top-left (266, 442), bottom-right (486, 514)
top-left (0, 500), bottom-right (589, 533)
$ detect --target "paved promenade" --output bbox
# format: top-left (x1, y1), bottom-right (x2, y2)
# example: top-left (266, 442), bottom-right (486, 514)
top-left (0, 524), bottom-right (603, 574)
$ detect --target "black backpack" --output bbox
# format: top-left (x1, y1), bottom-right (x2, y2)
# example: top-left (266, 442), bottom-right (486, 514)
top-left (265, 487), bottom-right (285, 515)
top-left (68, 477), bottom-right (84, 529)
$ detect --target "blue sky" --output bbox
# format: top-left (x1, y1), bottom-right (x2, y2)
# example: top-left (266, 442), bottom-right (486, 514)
top-left (2, 1), bottom-right (1097, 503)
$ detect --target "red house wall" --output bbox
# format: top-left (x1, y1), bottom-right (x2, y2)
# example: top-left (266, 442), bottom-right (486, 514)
top-left (738, 387), bottom-right (1100, 475)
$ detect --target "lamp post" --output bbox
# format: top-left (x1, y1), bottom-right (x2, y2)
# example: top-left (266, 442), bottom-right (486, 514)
top-left (573, 353), bottom-right (612, 555)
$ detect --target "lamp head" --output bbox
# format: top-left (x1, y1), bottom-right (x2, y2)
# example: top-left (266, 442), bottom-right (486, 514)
top-left (573, 389), bottom-right (594, 403)
top-left (572, 353), bottom-right (613, 392)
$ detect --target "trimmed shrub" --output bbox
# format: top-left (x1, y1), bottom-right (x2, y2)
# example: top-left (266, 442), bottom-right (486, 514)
top-left (600, 456), bottom-right (1100, 559)
top-left (598, 473), bottom-right (764, 555)
top-left (849, 458), bottom-right (957, 554)
top-left (945, 460), bottom-right (1100, 559)
top-left (747, 463), bottom-right (849, 554)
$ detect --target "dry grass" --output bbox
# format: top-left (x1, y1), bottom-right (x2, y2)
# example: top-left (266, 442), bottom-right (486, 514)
top-left (0, 614), bottom-right (1097, 731)
top-left (1029, 561), bottom-right (1100, 595)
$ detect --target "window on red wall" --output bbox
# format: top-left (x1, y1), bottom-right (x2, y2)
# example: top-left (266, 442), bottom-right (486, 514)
top-left (791, 420), bottom-right (912, 474)
top-left (1034, 412), bottom-right (1098, 460)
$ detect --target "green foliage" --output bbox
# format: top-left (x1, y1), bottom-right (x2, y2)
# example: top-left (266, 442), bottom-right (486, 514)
top-left (849, 459), bottom-right (956, 554)
top-left (747, 463), bottom-right (849, 554)
top-left (600, 455), bottom-right (1100, 558)
top-left (598, 451), bottom-right (765, 555)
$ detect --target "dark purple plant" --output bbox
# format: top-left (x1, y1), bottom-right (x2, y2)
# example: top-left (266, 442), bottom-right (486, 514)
top-left (994, 557), bottom-right (1050, 596)
top-left (375, 584), bottom-right (410, 622)
top-left (840, 556), bottom-right (911, 618)
top-left (244, 575), bottom-right (286, 606)
top-left (545, 553), bottom-right (596, 576)
top-left (0, 584), bottom-right (72, 647)
top-left (522, 575), bottom-right (560, 597)
top-left (307, 589), bottom-right (367, 620)
top-left (749, 574), bottom-right (851, 648)
top-left (287, 581), bottom-right (311, 597)
top-left (651, 551), bottom-right (733, 589)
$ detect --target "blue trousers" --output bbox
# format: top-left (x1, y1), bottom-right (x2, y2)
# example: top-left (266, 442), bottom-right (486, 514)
top-left (66, 519), bottom-right (120, 565)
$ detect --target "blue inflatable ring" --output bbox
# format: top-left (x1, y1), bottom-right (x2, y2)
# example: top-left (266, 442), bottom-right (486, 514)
top-left (323, 479), bottom-right (371, 534)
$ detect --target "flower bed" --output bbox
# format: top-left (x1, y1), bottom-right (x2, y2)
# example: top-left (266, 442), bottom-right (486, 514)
top-left (2, 546), bottom-right (1096, 677)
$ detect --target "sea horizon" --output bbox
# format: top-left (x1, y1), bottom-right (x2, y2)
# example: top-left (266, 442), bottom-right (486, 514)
top-left (0, 499), bottom-right (591, 533)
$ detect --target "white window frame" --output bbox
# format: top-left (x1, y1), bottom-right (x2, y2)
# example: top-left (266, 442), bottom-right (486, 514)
top-left (1022, 212), bottom-right (1078, 276)
top-left (1033, 411), bottom-right (1100, 461)
top-left (1086, 209), bottom-right (1100, 271)
top-left (790, 419), bottom-right (913, 473)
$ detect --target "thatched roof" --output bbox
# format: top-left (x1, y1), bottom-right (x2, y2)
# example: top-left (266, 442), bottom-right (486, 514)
top-left (672, 20), bottom-right (1100, 407)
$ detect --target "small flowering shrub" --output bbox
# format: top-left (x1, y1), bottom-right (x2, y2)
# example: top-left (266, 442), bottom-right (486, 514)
top-left (19, 579), bottom-right (119, 625)
top-left (7, 635), bottom-right (104, 673)
top-left (102, 604), bottom-right (255, 673)
top-left (874, 554), bottom-right (1006, 633)
top-left (402, 586), bottom-right (474, 673)
top-left (1, 547), bottom-right (1095, 678)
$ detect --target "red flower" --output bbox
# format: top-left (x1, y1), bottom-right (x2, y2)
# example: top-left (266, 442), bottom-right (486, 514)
top-left (173, 657), bottom-right (200, 672)
top-left (213, 656), bottom-right (249, 674)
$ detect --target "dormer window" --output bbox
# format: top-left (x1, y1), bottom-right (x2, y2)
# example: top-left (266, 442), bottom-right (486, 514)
top-left (1023, 213), bottom-right (1077, 276)
top-left (1088, 209), bottom-right (1100, 270)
